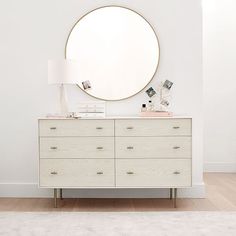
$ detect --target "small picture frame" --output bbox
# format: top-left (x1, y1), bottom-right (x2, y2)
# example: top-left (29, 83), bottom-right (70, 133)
top-left (161, 99), bottom-right (169, 107)
top-left (163, 80), bottom-right (173, 90)
top-left (145, 87), bottom-right (156, 98)
top-left (82, 80), bottom-right (91, 90)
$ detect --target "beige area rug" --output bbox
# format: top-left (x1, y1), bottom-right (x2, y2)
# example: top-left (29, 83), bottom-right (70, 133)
top-left (0, 212), bottom-right (236, 236)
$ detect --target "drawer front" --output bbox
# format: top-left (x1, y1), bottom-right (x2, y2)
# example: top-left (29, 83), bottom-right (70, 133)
top-left (116, 137), bottom-right (191, 159)
top-left (39, 120), bottom-right (114, 137)
top-left (116, 159), bottom-right (191, 187)
top-left (40, 137), bottom-right (114, 159)
top-left (115, 119), bottom-right (191, 136)
top-left (40, 159), bottom-right (114, 187)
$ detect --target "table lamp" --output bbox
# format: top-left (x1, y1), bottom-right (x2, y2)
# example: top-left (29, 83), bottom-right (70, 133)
top-left (48, 59), bottom-right (79, 115)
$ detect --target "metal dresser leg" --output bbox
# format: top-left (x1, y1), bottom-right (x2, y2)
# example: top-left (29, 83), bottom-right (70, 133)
top-left (60, 188), bottom-right (63, 200)
top-left (174, 188), bottom-right (177, 208)
top-left (54, 189), bottom-right (57, 208)
top-left (170, 188), bottom-right (173, 200)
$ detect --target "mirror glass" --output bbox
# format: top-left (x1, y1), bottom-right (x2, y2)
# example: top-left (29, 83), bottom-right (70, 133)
top-left (65, 6), bottom-right (160, 100)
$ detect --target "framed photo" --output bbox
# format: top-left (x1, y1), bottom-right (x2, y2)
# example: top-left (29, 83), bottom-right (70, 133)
top-left (82, 80), bottom-right (91, 90)
top-left (145, 87), bottom-right (156, 98)
top-left (163, 80), bottom-right (173, 90)
top-left (161, 99), bottom-right (169, 107)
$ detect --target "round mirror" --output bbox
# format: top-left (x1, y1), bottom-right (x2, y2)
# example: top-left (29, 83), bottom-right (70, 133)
top-left (65, 6), bottom-right (160, 101)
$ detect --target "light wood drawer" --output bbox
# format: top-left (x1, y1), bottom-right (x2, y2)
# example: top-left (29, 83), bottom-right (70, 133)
top-left (116, 137), bottom-right (191, 159)
top-left (116, 159), bottom-right (191, 187)
top-left (39, 119), bottom-right (114, 137)
top-left (40, 137), bottom-right (114, 159)
top-left (40, 159), bottom-right (114, 187)
top-left (115, 119), bottom-right (191, 136)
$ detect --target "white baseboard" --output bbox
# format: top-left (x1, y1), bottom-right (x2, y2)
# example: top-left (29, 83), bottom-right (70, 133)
top-left (0, 183), bottom-right (205, 198)
top-left (204, 162), bottom-right (236, 173)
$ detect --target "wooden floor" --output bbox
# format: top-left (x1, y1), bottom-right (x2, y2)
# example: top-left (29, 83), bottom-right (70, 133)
top-left (0, 173), bottom-right (236, 211)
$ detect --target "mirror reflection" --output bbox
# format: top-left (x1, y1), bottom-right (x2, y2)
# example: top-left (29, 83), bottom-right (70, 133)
top-left (65, 6), bottom-right (160, 100)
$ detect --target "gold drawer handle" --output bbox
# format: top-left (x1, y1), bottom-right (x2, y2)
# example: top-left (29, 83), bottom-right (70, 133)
top-left (50, 147), bottom-right (58, 150)
top-left (96, 127), bottom-right (103, 130)
top-left (96, 147), bottom-right (104, 150)
top-left (50, 127), bottom-right (57, 130)
top-left (127, 146), bottom-right (134, 150)
top-left (126, 127), bottom-right (134, 130)
top-left (173, 126), bottom-right (180, 129)
top-left (97, 171), bottom-right (103, 175)
top-left (127, 171), bottom-right (134, 175)
top-left (173, 171), bottom-right (180, 175)
top-left (50, 171), bottom-right (58, 175)
top-left (173, 146), bottom-right (180, 149)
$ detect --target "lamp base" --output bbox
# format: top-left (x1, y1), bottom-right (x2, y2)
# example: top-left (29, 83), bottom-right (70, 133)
top-left (60, 84), bottom-right (68, 116)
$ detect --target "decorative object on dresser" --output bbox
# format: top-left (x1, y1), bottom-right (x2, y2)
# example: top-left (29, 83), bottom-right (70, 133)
top-left (141, 80), bottom-right (174, 116)
top-left (158, 79), bottom-right (174, 112)
top-left (38, 117), bottom-right (192, 208)
top-left (76, 101), bottom-right (106, 118)
top-left (145, 87), bottom-right (157, 98)
top-left (48, 59), bottom-right (80, 115)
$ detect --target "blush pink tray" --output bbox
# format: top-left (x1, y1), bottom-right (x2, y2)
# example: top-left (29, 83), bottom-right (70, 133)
top-left (140, 111), bottom-right (173, 117)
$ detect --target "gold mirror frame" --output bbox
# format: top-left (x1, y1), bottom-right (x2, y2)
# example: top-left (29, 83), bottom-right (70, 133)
top-left (65, 5), bottom-right (160, 101)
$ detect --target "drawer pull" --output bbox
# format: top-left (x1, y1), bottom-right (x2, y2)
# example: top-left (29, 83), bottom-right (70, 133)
top-left (126, 127), bottom-right (134, 130)
top-left (173, 146), bottom-right (180, 149)
top-left (127, 171), bottom-right (134, 175)
top-left (96, 171), bottom-right (103, 175)
top-left (96, 147), bottom-right (104, 150)
top-left (173, 171), bottom-right (180, 175)
top-left (96, 127), bottom-right (103, 130)
top-left (50, 171), bottom-right (58, 175)
top-left (173, 126), bottom-right (180, 129)
top-left (50, 147), bottom-right (58, 150)
top-left (127, 146), bottom-right (134, 150)
top-left (50, 127), bottom-right (57, 130)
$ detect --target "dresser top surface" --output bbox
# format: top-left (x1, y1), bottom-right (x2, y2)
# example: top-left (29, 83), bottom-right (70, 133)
top-left (39, 116), bottom-right (192, 120)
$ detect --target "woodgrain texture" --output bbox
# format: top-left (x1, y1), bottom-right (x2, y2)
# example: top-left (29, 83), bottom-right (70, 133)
top-left (116, 137), bottom-right (191, 159)
top-left (40, 159), bottom-right (115, 187)
top-left (39, 119), bottom-right (114, 137)
top-left (116, 159), bottom-right (191, 187)
top-left (40, 137), bottom-right (114, 159)
top-left (38, 118), bottom-right (192, 192)
top-left (0, 174), bottom-right (235, 211)
top-left (115, 119), bottom-right (191, 136)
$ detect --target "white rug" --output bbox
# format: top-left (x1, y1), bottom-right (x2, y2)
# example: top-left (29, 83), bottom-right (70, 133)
top-left (0, 212), bottom-right (236, 236)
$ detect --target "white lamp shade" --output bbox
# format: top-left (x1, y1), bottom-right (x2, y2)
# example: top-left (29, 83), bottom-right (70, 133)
top-left (48, 59), bottom-right (80, 84)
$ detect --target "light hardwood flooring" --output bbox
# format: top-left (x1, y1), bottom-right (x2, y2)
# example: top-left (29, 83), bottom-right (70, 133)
top-left (0, 173), bottom-right (235, 211)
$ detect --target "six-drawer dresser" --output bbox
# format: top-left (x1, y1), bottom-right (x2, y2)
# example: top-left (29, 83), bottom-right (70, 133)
top-left (38, 117), bottom-right (192, 207)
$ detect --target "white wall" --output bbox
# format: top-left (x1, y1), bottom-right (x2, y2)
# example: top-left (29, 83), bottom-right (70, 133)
top-left (203, 0), bottom-right (236, 172)
top-left (0, 0), bottom-right (204, 197)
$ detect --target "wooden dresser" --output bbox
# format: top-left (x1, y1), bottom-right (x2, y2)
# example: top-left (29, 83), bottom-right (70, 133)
top-left (38, 117), bottom-right (192, 207)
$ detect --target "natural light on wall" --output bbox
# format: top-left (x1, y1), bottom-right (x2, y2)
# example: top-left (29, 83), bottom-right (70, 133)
top-left (203, 0), bottom-right (236, 172)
